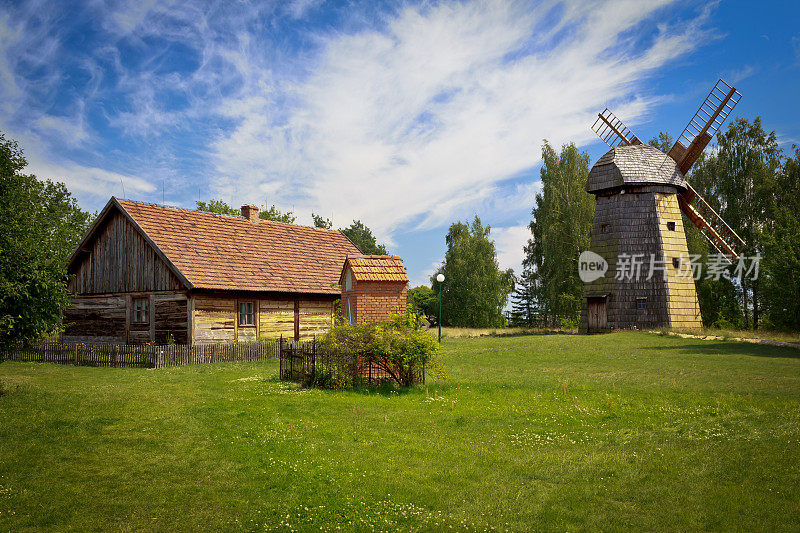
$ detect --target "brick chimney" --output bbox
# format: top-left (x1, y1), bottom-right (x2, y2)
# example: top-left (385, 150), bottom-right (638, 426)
top-left (241, 205), bottom-right (259, 222)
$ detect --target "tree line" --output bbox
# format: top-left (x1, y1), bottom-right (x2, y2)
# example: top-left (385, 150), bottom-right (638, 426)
top-left (195, 199), bottom-right (388, 255)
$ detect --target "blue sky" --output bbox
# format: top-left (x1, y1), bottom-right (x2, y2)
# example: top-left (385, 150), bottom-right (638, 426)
top-left (2, 0), bottom-right (799, 288)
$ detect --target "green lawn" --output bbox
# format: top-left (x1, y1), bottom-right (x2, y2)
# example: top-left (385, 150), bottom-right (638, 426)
top-left (1, 332), bottom-right (799, 531)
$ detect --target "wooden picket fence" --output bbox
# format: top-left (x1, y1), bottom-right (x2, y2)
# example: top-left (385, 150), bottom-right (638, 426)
top-left (1, 338), bottom-right (425, 386)
top-left (1, 340), bottom-right (281, 368)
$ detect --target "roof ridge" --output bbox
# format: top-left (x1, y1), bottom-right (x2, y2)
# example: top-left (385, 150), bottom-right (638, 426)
top-left (115, 197), bottom-right (346, 233)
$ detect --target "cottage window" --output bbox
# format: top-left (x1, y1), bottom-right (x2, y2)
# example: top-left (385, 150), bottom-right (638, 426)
top-left (636, 297), bottom-right (647, 310)
top-left (346, 300), bottom-right (353, 324)
top-left (667, 221), bottom-right (676, 231)
top-left (132, 298), bottom-right (149, 323)
top-left (345, 269), bottom-right (353, 292)
top-left (239, 302), bottom-right (255, 326)
top-left (601, 223), bottom-right (611, 234)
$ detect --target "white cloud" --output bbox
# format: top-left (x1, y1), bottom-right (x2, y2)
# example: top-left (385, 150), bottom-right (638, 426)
top-left (285, 0), bottom-right (325, 19)
top-left (210, 0), bottom-right (712, 243)
top-left (32, 114), bottom-right (89, 146)
top-left (492, 225), bottom-right (531, 275)
top-left (26, 153), bottom-right (155, 198)
top-left (409, 260), bottom-right (443, 289)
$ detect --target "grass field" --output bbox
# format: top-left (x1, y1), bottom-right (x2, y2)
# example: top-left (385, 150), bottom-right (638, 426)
top-left (1, 332), bottom-right (799, 531)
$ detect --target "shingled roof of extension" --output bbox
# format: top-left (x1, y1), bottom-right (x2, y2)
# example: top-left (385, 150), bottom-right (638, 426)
top-left (69, 198), bottom-right (362, 294)
top-left (586, 143), bottom-right (688, 194)
top-left (341, 255), bottom-right (409, 283)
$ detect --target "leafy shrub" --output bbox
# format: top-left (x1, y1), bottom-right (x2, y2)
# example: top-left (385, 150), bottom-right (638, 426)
top-left (309, 366), bottom-right (353, 390)
top-left (559, 317), bottom-right (578, 331)
top-left (318, 306), bottom-right (439, 387)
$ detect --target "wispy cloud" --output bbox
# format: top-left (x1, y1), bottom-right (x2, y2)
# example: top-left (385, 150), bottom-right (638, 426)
top-left (0, 0), bottom-right (718, 275)
top-left (492, 224), bottom-right (531, 274)
top-left (209, 0), bottom-right (713, 241)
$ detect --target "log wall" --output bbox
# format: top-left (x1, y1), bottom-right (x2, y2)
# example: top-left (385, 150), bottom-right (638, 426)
top-left (191, 293), bottom-right (335, 344)
top-left (62, 295), bottom-right (127, 344)
top-left (154, 294), bottom-right (189, 344)
top-left (62, 292), bottom-right (189, 345)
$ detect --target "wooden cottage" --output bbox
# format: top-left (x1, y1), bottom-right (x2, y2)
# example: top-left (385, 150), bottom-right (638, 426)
top-left (340, 255), bottom-right (409, 324)
top-left (63, 198), bottom-right (361, 344)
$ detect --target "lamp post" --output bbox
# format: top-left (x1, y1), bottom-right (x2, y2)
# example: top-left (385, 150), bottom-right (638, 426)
top-left (436, 273), bottom-right (445, 343)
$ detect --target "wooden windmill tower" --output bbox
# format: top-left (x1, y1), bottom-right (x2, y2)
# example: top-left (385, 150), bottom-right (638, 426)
top-left (580, 79), bottom-right (745, 332)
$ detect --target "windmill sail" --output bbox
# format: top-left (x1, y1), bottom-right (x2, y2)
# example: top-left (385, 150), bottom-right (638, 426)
top-left (668, 79), bottom-right (741, 175)
top-left (678, 185), bottom-right (746, 260)
top-left (591, 108), bottom-right (642, 148)
top-left (668, 79), bottom-right (745, 260)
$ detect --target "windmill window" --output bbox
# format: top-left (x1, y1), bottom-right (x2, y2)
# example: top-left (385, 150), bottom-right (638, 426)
top-left (239, 302), bottom-right (255, 326)
top-left (667, 221), bottom-right (676, 231)
top-left (672, 257), bottom-right (681, 269)
top-left (132, 298), bottom-right (149, 323)
top-left (601, 223), bottom-right (611, 234)
top-left (636, 298), bottom-right (647, 310)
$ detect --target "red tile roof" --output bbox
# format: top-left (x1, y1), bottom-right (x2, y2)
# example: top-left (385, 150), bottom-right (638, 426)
top-left (111, 199), bottom-right (361, 294)
top-left (343, 255), bottom-right (409, 283)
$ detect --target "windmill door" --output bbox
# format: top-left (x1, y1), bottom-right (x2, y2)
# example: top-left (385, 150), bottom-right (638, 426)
top-left (587, 297), bottom-right (607, 330)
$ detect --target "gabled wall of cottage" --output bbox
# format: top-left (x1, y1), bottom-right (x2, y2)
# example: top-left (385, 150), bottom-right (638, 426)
top-left (64, 207), bottom-right (190, 344)
top-left (68, 209), bottom-right (185, 295)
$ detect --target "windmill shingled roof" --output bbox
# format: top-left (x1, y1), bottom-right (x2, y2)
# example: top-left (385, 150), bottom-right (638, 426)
top-left (80, 198), bottom-right (363, 294)
top-left (342, 255), bottom-right (409, 283)
top-left (586, 144), bottom-right (688, 194)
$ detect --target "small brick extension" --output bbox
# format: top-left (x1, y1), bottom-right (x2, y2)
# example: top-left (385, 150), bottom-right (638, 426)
top-left (339, 255), bottom-right (409, 323)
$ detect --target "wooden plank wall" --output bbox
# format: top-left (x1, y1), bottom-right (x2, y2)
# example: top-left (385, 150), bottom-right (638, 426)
top-left (192, 295), bottom-right (237, 343)
top-left (62, 295), bottom-right (127, 344)
top-left (299, 300), bottom-right (334, 339)
top-left (259, 299), bottom-right (295, 339)
top-left (154, 294), bottom-right (189, 344)
top-left (68, 211), bottom-right (184, 295)
top-left (63, 293), bottom-right (189, 345)
top-left (191, 294), bottom-right (334, 343)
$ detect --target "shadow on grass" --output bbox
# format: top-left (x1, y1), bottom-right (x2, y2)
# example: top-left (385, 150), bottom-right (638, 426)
top-left (443, 329), bottom-right (578, 339)
top-left (271, 374), bottom-right (424, 397)
top-left (645, 341), bottom-right (800, 359)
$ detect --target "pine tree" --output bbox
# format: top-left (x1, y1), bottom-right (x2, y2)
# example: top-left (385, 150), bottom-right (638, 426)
top-left (509, 265), bottom-right (539, 327)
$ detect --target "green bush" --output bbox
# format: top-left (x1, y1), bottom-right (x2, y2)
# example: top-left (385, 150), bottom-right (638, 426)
top-left (318, 306), bottom-right (439, 387)
top-left (309, 366), bottom-right (353, 390)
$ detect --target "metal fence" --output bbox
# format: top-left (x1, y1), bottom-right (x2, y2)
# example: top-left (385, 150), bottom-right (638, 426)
top-left (279, 337), bottom-right (424, 387)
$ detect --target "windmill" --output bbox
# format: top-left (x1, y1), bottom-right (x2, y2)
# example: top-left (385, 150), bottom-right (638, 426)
top-left (579, 79), bottom-right (744, 333)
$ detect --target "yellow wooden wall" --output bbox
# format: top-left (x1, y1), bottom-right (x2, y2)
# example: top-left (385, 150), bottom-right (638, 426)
top-left (655, 194), bottom-right (703, 329)
top-left (191, 295), bottom-right (334, 343)
top-left (192, 296), bottom-right (236, 343)
top-left (299, 300), bottom-right (334, 339)
top-left (258, 300), bottom-right (294, 339)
